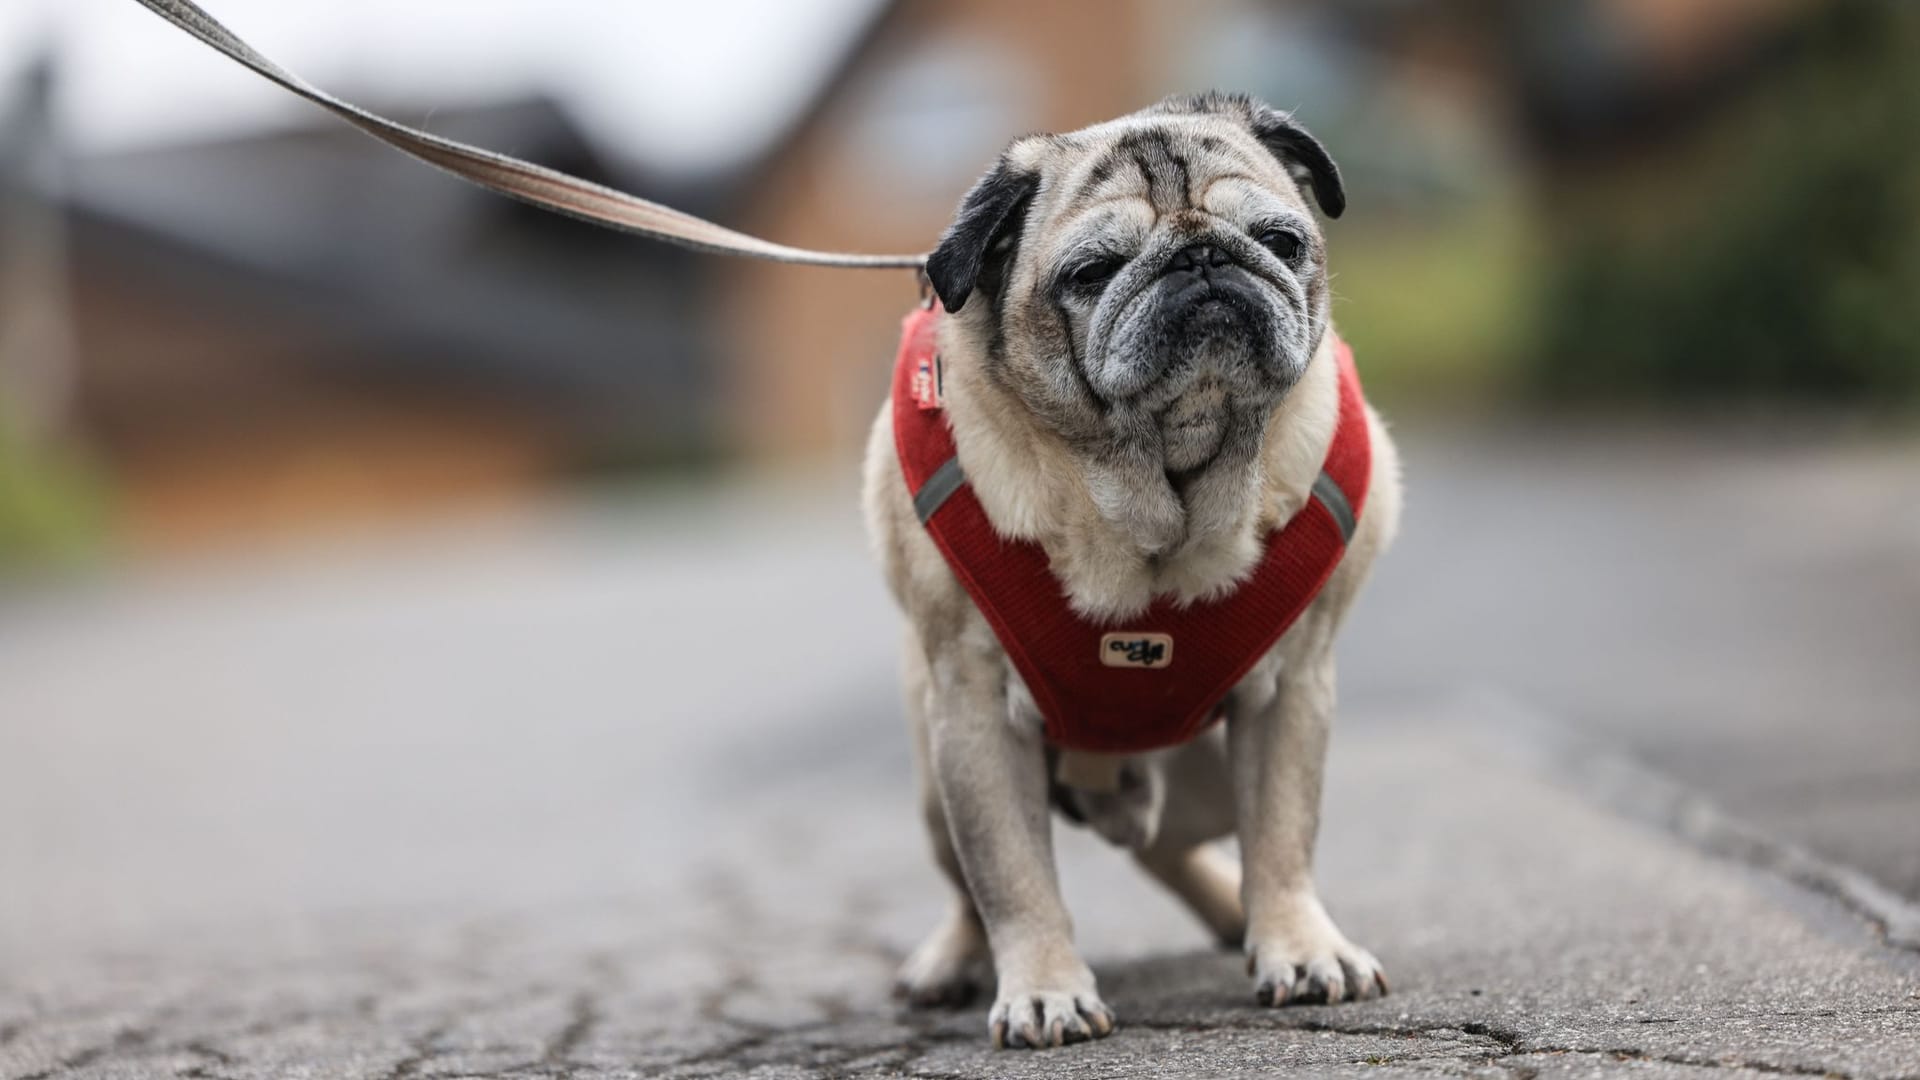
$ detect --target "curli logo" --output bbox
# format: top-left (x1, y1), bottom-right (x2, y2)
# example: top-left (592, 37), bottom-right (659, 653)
top-left (1099, 632), bottom-right (1174, 669)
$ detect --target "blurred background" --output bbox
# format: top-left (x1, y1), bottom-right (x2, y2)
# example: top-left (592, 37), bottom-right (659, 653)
top-left (1, 0), bottom-right (1916, 949)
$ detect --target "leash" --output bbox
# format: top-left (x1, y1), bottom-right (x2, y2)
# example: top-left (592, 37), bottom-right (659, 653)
top-left (129, 0), bottom-right (929, 270)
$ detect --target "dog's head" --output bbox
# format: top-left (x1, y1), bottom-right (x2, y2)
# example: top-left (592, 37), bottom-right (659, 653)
top-left (925, 93), bottom-right (1343, 480)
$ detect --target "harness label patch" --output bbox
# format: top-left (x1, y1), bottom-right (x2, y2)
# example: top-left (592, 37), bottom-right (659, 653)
top-left (1100, 632), bottom-right (1173, 669)
top-left (911, 352), bottom-right (944, 411)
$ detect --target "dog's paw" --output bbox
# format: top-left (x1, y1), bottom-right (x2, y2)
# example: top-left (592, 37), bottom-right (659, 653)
top-left (1245, 895), bottom-right (1388, 1006)
top-left (893, 912), bottom-right (990, 1008)
top-left (987, 973), bottom-right (1115, 1049)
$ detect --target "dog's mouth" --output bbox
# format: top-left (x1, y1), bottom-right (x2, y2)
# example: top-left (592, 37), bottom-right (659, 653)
top-left (1154, 271), bottom-right (1265, 358)
top-left (1090, 263), bottom-right (1302, 443)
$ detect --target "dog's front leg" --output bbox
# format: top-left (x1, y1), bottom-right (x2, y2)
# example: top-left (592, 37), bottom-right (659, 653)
top-left (1229, 653), bottom-right (1388, 1006)
top-left (928, 655), bottom-right (1115, 1049)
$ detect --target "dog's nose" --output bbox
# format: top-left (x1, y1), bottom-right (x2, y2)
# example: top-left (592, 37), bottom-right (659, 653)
top-left (1168, 242), bottom-right (1230, 274)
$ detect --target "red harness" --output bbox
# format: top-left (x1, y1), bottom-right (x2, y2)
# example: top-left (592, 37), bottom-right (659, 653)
top-left (891, 306), bottom-right (1372, 754)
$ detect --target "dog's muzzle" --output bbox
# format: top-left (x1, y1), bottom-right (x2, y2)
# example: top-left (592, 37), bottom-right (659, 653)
top-left (1094, 240), bottom-right (1286, 400)
top-left (1158, 241), bottom-right (1261, 328)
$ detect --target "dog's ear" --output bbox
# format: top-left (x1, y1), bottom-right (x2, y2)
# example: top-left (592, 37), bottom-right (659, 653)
top-left (1247, 104), bottom-right (1345, 219)
top-left (925, 155), bottom-right (1040, 314)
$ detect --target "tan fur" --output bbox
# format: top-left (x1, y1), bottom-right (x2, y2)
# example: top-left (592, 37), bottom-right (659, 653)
top-left (863, 98), bottom-right (1402, 1049)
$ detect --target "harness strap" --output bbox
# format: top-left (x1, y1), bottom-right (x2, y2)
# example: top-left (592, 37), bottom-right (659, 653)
top-left (129, 0), bottom-right (929, 270)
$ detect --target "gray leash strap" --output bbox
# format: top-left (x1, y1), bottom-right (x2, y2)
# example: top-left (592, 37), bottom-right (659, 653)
top-left (130, 0), bottom-right (929, 270)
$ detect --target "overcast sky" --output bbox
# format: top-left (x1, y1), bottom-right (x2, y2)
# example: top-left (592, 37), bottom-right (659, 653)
top-left (0, 0), bottom-right (883, 175)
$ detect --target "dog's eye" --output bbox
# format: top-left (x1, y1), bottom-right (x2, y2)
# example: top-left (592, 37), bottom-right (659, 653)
top-left (1258, 229), bottom-right (1304, 261)
top-left (1070, 258), bottom-right (1121, 287)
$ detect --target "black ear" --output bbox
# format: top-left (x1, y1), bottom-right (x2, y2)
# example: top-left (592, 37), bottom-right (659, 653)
top-left (925, 157), bottom-right (1040, 313)
top-left (1248, 105), bottom-right (1345, 219)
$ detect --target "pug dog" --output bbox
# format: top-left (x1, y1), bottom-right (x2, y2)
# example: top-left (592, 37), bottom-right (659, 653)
top-left (862, 92), bottom-right (1402, 1049)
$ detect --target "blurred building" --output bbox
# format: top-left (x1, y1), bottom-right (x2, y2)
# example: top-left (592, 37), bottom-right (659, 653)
top-left (55, 93), bottom-right (730, 545)
top-left (0, 56), bottom-right (74, 445)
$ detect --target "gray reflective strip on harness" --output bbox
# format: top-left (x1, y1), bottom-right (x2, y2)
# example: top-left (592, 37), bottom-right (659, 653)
top-left (913, 457), bottom-right (967, 524)
top-left (1310, 472), bottom-right (1357, 543)
top-left (129, 0), bottom-right (928, 269)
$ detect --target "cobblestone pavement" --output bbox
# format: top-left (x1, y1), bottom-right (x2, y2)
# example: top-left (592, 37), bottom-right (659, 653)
top-left (3, 433), bottom-right (1918, 1078)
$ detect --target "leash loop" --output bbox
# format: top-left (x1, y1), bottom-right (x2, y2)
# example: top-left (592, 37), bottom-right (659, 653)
top-left (129, 0), bottom-right (930, 270)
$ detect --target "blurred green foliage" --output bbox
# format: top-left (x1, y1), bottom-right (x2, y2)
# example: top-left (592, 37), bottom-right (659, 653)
top-left (1332, 203), bottom-right (1537, 411)
top-left (0, 412), bottom-right (104, 563)
top-left (1534, 1), bottom-right (1920, 405)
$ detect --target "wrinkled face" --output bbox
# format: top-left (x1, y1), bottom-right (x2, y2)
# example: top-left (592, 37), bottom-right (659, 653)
top-left (1021, 119), bottom-right (1328, 472)
top-left (928, 96), bottom-right (1343, 478)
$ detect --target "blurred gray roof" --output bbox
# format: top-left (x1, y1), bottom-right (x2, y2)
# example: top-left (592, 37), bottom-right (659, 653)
top-left (60, 94), bottom-right (725, 437)
top-left (67, 97), bottom-right (715, 275)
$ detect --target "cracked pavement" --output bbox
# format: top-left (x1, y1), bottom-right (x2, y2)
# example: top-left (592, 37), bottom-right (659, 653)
top-left (3, 433), bottom-right (1919, 1078)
